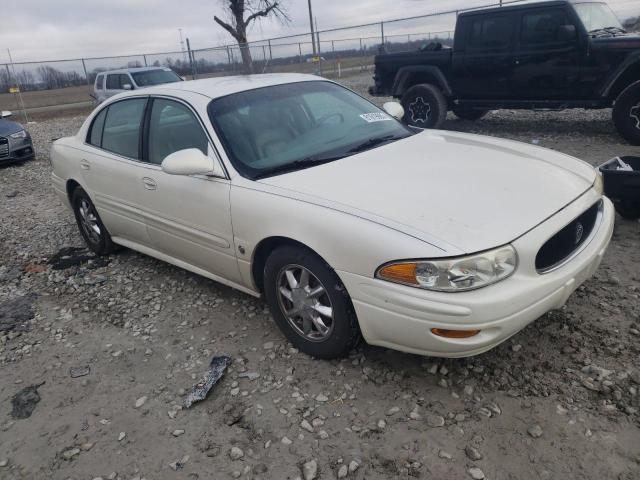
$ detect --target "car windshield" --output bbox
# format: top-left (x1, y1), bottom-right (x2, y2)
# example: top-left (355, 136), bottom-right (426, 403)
top-left (574, 2), bottom-right (624, 33)
top-left (131, 69), bottom-right (182, 87)
top-left (207, 81), bottom-right (412, 179)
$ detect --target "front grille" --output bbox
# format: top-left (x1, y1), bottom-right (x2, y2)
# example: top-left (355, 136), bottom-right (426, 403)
top-left (0, 138), bottom-right (8, 158)
top-left (535, 200), bottom-right (602, 273)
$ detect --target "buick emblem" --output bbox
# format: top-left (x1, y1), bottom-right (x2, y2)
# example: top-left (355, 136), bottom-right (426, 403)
top-left (575, 222), bottom-right (584, 244)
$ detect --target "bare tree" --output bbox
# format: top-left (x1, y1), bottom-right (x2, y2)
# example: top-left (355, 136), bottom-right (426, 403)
top-left (214, 0), bottom-right (289, 73)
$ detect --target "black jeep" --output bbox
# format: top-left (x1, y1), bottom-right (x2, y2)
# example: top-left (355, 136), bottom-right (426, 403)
top-left (369, 1), bottom-right (640, 144)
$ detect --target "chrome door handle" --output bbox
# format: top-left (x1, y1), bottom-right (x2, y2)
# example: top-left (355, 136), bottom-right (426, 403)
top-left (142, 177), bottom-right (157, 190)
top-left (80, 159), bottom-right (90, 170)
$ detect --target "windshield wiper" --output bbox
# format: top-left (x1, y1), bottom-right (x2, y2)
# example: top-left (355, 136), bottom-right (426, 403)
top-left (255, 154), bottom-right (346, 179)
top-left (347, 134), bottom-right (405, 154)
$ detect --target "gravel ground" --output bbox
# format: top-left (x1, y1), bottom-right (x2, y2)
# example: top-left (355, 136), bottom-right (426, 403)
top-left (1, 73), bottom-right (640, 480)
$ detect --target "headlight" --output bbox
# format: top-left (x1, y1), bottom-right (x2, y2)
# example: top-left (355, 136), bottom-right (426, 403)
top-left (593, 170), bottom-right (604, 196)
top-left (376, 245), bottom-right (517, 292)
top-left (9, 130), bottom-right (27, 139)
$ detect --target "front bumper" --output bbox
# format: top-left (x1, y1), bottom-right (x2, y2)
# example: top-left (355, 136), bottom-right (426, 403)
top-left (0, 134), bottom-right (35, 164)
top-left (338, 191), bottom-right (615, 358)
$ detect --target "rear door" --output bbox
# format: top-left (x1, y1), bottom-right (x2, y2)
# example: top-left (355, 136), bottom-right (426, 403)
top-left (511, 6), bottom-right (582, 99)
top-left (455, 11), bottom-right (517, 99)
top-left (81, 97), bottom-right (152, 246)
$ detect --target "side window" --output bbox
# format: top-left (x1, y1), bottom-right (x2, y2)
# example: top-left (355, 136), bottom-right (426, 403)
top-left (88, 108), bottom-right (108, 147)
top-left (101, 98), bottom-right (147, 159)
top-left (147, 98), bottom-right (208, 165)
top-left (468, 15), bottom-right (513, 50)
top-left (106, 74), bottom-right (119, 90)
top-left (95, 74), bottom-right (104, 90)
top-left (521, 9), bottom-right (572, 45)
top-left (120, 74), bottom-right (132, 88)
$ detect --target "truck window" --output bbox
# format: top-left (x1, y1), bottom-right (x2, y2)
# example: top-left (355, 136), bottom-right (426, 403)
top-left (521, 9), bottom-right (571, 45)
top-left (468, 15), bottom-right (513, 50)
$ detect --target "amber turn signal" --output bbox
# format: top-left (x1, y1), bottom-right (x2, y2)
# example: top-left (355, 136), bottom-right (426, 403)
top-left (431, 328), bottom-right (481, 339)
top-left (377, 263), bottom-right (418, 284)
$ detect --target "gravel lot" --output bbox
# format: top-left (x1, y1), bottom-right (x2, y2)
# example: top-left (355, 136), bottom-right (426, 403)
top-left (1, 73), bottom-right (640, 480)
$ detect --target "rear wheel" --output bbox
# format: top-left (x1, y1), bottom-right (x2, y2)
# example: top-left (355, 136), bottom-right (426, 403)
top-left (400, 83), bottom-right (447, 129)
top-left (452, 108), bottom-right (489, 121)
top-left (71, 186), bottom-right (117, 255)
top-left (612, 80), bottom-right (640, 145)
top-left (263, 246), bottom-right (360, 359)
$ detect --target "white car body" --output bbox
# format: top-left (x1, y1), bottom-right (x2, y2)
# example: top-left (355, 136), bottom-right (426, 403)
top-left (51, 73), bottom-right (614, 357)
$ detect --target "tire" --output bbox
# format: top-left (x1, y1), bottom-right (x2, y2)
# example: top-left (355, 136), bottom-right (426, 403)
top-left (452, 108), bottom-right (489, 121)
top-left (71, 186), bottom-right (117, 255)
top-left (263, 245), bottom-right (360, 359)
top-left (615, 200), bottom-right (640, 220)
top-left (612, 80), bottom-right (640, 145)
top-left (400, 83), bottom-right (447, 129)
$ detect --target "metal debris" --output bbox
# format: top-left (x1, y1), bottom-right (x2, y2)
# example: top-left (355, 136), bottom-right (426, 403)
top-left (183, 355), bottom-right (232, 408)
top-left (11, 382), bottom-right (45, 419)
top-left (69, 366), bottom-right (91, 378)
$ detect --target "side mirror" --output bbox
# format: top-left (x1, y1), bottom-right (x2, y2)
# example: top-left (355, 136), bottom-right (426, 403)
top-left (122, 83), bottom-right (133, 90)
top-left (161, 148), bottom-right (216, 176)
top-left (382, 102), bottom-right (404, 121)
top-left (558, 24), bottom-right (577, 41)
top-left (1, 110), bottom-right (12, 118)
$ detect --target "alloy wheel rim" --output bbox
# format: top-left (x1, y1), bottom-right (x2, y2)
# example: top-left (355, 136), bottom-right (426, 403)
top-left (408, 96), bottom-right (431, 124)
top-left (276, 264), bottom-right (334, 342)
top-left (630, 103), bottom-right (640, 130)
top-left (78, 199), bottom-right (101, 244)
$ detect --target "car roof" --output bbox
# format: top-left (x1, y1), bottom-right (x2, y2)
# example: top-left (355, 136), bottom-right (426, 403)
top-left (140, 73), bottom-right (322, 100)
top-left (458, 0), bottom-right (591, 17)
top-left (99, 66), bottom-right (172, 75)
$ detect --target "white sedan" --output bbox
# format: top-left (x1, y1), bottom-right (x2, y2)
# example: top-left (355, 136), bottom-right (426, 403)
top-left (51, 74), bottom-right (614, 359)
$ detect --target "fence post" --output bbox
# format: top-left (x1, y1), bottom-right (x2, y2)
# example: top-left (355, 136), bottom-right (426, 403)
top-left (143, 55), bottom-right (148, 66)
top-left (331, 40), bottom-right (336, 76)
top-left (359, 37), bottom-right (364, 71)
top-left (317, 32), bottom-right (322, 76)
top-left (298, 43), bottom-right (303, 65)
top-left (268, 39), bottom-right (273, 61)
top-left (81, 59), bottom-right (91, 87)
top-left (381, 21), bottom-right (385, 53)
top-left (186, 38), bottom-right (197, 79)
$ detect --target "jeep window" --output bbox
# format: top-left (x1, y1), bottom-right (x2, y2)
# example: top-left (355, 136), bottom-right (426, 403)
top-left (573, 2), bottom-right (623, 34)
top-left (521, 9), bottom-right (572, 45)
top-left (131, 69), bottom-right (181, 87)
top-left (468, 15), bottom-right (513, 50)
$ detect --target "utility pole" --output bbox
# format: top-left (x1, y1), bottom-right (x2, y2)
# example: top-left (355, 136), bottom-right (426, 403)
top-left (179, 28), bottom-right (187, 62)
top-left (307, 0), bottom-right (317, 56)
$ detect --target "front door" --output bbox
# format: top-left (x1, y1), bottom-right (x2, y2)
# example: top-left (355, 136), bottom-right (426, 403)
top-left (136, 97), bottom-right (241, 284)
top-left (511, 6), bottom-right (582, 100)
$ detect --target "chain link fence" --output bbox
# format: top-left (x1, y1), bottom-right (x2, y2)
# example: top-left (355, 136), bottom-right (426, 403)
top-left (0, 0), bottom-right (525, 110)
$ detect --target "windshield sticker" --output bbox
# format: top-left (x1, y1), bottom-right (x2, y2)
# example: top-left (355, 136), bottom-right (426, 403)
top-left (360, 112), bottom-right (392, 123)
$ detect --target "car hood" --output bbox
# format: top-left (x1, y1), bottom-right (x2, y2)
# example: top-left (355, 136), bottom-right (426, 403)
top-left (0, 119), bottom-right (25, 136)
top-left (257, 130), bottom-right (596, 254)
top-left (591, 33), bottom-right (640, 51)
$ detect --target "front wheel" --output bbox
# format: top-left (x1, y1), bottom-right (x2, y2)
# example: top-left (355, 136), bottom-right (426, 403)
top-left (612, 80), bottom-right (640, 145)
top-left (400, 83), bottom-right (447, 129)
top-left (263, 246), bottom-right (360, 359)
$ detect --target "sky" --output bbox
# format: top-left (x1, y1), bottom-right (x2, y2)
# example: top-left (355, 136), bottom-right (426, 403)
top-left (2, 0), bottom-right (639, 64)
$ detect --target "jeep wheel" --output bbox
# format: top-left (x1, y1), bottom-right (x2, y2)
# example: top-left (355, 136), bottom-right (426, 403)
top-left (400, 84), bottom-right (446, 129)
top-left (612, 80), bottom-right (640, 145)
top-left (452, 108), bottom-right (489, 121)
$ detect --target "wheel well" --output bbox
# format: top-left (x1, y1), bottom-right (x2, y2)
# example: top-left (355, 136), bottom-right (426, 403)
top-left (608, 63), bottom-right (640, 100)
top-left (66, 179), bottom-right (81, 202)
top-left (251, 236), bottom-right (319, 293)
top-left (398, 72), bottom-right (447, 98)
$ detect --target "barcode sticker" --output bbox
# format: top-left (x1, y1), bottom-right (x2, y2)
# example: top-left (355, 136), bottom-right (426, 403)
top-left (360, 112), bottom-right (392, 123)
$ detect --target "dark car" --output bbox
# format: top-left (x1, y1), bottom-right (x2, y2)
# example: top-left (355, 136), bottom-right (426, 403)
top-left (369, 1), bottom-right (640, 144)
top-left (0, 111), bottom-right (35, 164)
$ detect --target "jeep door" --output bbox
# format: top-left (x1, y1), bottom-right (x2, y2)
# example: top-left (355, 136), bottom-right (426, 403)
top-left (453, 11), bottom-right (517, 99)
top-left (511, 5), bottom-right (583, 99)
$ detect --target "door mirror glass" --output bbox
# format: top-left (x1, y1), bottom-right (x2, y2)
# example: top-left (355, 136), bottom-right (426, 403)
top-left (558, 24), bottom-right (577, 41)
top-left (161, 148), bottom-right (215, 176)
top-left (123, 83), bottom-right (133, 90)
top-left (382, 102), bottom-right (405, 121)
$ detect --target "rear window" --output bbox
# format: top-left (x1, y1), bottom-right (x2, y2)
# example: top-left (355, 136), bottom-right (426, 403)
top-left (468, 15), bottom-right (513, 50)
top-left (88, 108), bottom-right (107, 147)
top-left (101, 98), bottom-right (147, 159)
